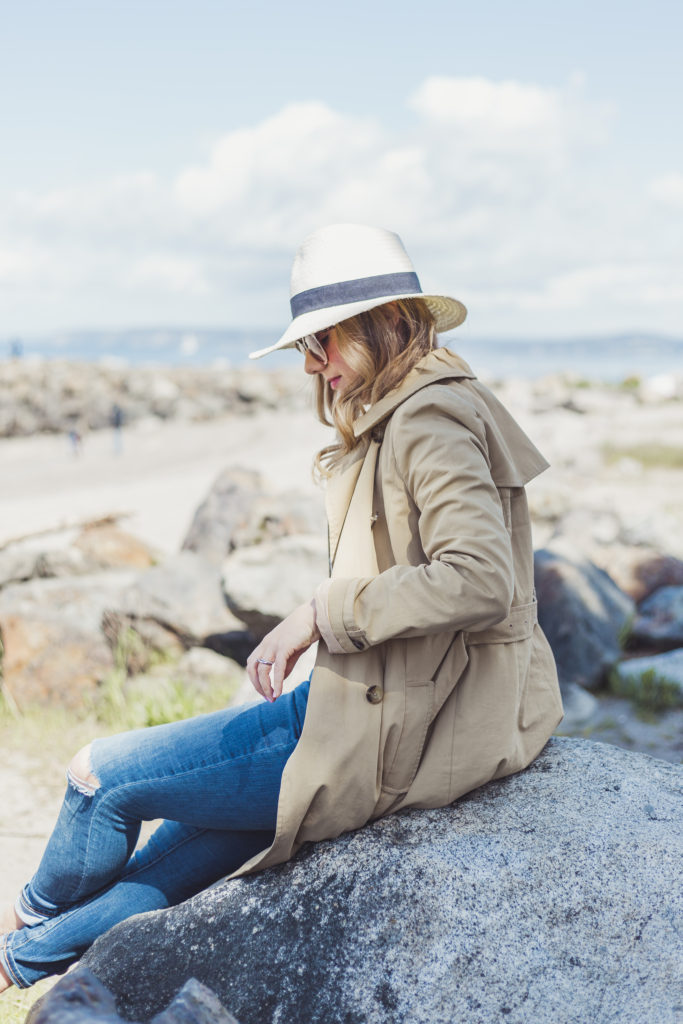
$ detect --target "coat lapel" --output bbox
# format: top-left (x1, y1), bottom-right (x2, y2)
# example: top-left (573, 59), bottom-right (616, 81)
top-left (326, 437), bottom-right (380, 578)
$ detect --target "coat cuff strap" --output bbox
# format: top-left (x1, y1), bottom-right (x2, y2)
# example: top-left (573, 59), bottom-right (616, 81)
top-left (314, 580), bottom-right (347, 654)
top-left (325, 578), bottom-right (371, 653)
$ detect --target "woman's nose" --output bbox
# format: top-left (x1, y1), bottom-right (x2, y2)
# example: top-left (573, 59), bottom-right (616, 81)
top-left (303, 349), bottom-right (325, 375)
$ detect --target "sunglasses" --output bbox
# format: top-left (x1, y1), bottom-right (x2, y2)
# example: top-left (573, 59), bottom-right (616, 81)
top-left (294, 332), bottom-right (328, 365)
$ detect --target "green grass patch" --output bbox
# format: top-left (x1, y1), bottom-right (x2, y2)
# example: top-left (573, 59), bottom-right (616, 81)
top-left (602, 442), bottom-right (683, 469)
top-left (95, 667), bottom-right (242, 731)
top-left (0, 629), bottom-right (244, 759)
top-left (618, 375), bottom-right (642, 392)
top-left (609, 666), bottom-right (682, 713)
top-left (0, 975), bottom-right (59, 1024)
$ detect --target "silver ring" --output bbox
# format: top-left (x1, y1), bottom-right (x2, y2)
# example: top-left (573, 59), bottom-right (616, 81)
top-left (257, 658), bottom-right (274, 666)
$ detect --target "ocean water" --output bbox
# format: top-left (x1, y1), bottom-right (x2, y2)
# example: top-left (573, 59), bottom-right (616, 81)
top-left (5, 329), bottom-right (683, 382)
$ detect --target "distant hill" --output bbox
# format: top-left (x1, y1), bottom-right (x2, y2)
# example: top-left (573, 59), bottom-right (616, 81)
top-left (4, 328), bottom-right (683, 381)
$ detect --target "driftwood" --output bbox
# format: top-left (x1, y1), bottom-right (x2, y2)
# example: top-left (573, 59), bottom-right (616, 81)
top-left (0, 512), bottom-right (131, 552)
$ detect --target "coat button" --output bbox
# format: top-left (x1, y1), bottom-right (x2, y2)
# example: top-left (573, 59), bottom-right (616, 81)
top-left (365, 685), bottom-right (383, 704)
top-left (352, 638), bottom-right (365, 650)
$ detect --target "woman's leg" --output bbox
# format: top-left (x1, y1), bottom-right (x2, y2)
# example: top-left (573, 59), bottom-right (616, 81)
top-left (1, 679), bottom-right (309, 988)
top-left (3, 820), bottom-right (270, 988)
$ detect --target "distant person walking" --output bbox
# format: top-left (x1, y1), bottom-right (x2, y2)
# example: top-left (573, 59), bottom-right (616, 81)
top-left (67, 427), bottom-right (82, 458)
top-left (111, 403), bottom-right (124, 454)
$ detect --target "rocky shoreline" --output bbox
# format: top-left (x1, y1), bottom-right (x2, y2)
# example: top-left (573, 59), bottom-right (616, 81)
top-left (1, 362), bottom-right (682, 754)
top-left (0, 358), bottom-right (308, 437)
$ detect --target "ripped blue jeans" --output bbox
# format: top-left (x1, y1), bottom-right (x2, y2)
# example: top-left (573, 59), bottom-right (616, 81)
top-left (1, 679), bottom-right (309, 988)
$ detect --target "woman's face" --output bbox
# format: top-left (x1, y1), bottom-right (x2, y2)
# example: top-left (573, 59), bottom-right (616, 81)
top-left (303, 327), bottom-right (357, 395)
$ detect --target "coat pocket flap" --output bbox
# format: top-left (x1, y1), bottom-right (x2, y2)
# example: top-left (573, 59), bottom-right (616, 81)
top-left (464, 599), bottom-right (538, 645)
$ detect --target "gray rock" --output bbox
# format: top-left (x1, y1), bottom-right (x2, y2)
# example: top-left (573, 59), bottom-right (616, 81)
top-left (630, 585), bottom-right (683, 648)
top-left (534, 546), bottom-right (635, 691)
top-left (0, 547), bottom-right (39, 588)
top-left (182, 467), bottom-right (325, 566)
top-left (33, 546), bottom-right (99, 578)
top-left (81, 738), bottom-right (682, 1024)
top-left (152, 977), bottom-right (242, 1023)
top-left (0, 543), bottom-right (102, 590)
top-left (611, 648), bottom-right (683, 706)
top-left (0, 359), bottom-right (307, 438)
top-left (595, 547), bottom-right (683, 603)
top-left (181, 468), bottom-right (264, 565)
top-left (558, 680), bottom-right (600, 729)
top-left (221, 534), bottom-right (328, 639)
top-left (26, 967), bottom-right (242, 1023)
top-left (104, 552), bottom-right (247, 670)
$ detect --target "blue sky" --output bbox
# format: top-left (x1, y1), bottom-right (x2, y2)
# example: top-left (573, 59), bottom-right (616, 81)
top-left (1, 0), bottom-right (682, 339)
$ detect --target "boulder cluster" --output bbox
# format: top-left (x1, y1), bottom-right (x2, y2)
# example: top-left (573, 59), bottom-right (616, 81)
top-left (1, 462), bottom-right (682, 743)
top-left (0, 359), bottom-right (306, 437)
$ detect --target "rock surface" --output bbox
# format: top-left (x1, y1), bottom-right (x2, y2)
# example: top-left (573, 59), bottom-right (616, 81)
top-left (182, 465), bottom-right (325, 566)
top-left (79, 738), bottom-right (682, 1024)
top-left (74, 523), bottom-right (158, 570)
top-left (630, 585), bottom-right (683, 648)
top-left (0, 571), bottom-right (136, 707)
top-left (26, 968), bottom-right (242, 1024)
top-left (221, 534), bottom-right (328, 639)
top-left (596, 548), bottom-right (683, 603)
top-left (534, 546), bottom-right (635, 691)
top-left (181, 467), bottom-right (264, 565)
top-left (103, 552), bottom-right (248, 671)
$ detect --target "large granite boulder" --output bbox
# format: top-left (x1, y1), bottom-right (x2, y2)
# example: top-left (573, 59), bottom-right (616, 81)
top-left (534, 546), bottom-right (635, 691)
top-left (78, 738), bottom-right (681, 1024)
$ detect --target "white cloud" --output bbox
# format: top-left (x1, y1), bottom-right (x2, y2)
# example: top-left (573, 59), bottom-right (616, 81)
top-left (0, 76), bottom-right (679, 336)
top-left (410, 75), bottom-right (562, 133)
top-left (648, 172), bottom-right (683, 208)
top-left (128, 255), bottom-right (209, 295)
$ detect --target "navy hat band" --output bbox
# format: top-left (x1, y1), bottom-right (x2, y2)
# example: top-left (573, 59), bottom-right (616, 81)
top-left (290, 271), bottom-right (421, 318)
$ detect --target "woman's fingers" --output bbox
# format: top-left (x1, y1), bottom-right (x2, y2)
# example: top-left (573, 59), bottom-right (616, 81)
top-left (247, 600), bottom-right (320, 702)
top-left (246, 652), bottom-right (275, 701)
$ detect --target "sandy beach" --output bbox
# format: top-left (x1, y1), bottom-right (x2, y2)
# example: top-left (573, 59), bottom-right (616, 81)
top-left (0, 405), bottom-right (331, 555)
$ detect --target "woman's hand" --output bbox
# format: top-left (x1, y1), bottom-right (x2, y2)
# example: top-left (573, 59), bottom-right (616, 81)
top-left (246, 600), bottom-right (321, 702)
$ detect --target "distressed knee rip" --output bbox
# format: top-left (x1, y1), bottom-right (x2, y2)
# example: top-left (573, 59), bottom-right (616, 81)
top-left (67, 744), bottom-right (101, 797)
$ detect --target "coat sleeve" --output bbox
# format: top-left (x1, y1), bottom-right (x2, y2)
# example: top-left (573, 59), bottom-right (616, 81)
top-left (322, 387), bottom-right (515, 654)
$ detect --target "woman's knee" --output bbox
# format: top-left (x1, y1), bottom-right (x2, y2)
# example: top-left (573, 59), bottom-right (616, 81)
top-left (67, 744), bottom-right (101, 797)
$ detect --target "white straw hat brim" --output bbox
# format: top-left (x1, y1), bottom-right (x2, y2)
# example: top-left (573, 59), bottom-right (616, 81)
top-left (249, 292), bottom-right (467, 359)
top-left (249, 223), bottom-right (467, 360)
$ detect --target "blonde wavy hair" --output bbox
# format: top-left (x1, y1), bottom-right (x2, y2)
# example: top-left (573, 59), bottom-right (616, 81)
top-left (313, 297), bottom-right (436, 477)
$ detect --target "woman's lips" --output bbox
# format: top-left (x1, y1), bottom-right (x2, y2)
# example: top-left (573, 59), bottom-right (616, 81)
top-left (328, 376), bottom-right (342, 390)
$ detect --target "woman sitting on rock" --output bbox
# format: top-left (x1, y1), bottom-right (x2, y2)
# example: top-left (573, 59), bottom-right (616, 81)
top-left (0, 223), bottom-right (562, 991)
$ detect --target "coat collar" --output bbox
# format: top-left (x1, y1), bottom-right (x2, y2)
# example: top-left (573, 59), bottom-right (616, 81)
top-left (353, 348), bottom-right (476, 439)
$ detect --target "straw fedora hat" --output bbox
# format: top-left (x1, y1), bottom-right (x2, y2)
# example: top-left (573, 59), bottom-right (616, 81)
top-left (249, 223), bottom-right (467, 359)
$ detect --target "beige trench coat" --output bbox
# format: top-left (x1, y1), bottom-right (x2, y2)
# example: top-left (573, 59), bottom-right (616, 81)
top-left (234, 348), bottom-right (563, 877)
